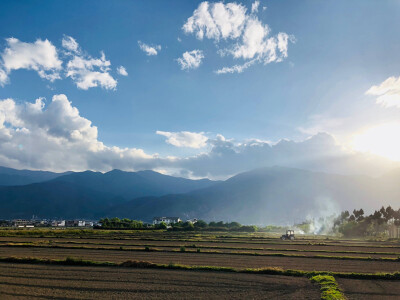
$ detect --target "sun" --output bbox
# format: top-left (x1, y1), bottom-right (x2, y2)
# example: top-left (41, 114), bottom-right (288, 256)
top-left (351, 123), bottom-right (400, 161)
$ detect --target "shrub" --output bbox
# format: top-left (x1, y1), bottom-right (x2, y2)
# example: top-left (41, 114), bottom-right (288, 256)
top-left (180, 246), bottom-right (186, 252)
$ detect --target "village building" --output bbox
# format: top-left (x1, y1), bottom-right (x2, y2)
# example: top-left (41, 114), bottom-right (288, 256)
top-left (12, 219), bottom-right (34, 228)
top-left (66, 220), bottom-right (86, 227)
top-left (153, 217), bottom-right (181, 225)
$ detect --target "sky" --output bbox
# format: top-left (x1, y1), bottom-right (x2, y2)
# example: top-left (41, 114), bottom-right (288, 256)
top-left (0, 0), bottom-right (400, 179)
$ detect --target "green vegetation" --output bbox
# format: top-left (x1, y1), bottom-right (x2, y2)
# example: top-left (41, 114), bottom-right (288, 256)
top-left (170, 220), bottom-right (258, 232)
top-left (334, 206), bottom-right (400, 237)
top-left (310, 275), bottom-right (345, 300)
top-left (99, 218), bottom-right (143, 229)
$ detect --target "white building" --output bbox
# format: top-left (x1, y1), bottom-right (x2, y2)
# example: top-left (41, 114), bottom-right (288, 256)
top-left (153, 217), bottom-right (181, 225)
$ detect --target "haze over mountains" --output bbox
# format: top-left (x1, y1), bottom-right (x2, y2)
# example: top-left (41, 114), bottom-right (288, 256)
top-left (0, 166), bottom-right (399, 224)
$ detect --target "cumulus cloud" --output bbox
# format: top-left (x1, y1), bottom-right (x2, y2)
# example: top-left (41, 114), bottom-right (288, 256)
top-left (176, 133), bottom-right (397, 178)
top-left (0, 94), bottom-right (161, 172)
top-left (183, 2), bottom-right (247, 41)
top-left (0, 36), bottom-right (120, 90)
top-left (156, 131), bottom-right (208, 148)
top-left (182, 1), bottom-right (294, 74)
top-left (117, 66), bottom-right (128, 76)
top-left (0, 94), bottom-right (397, 178)
top-left (138, 41), bottom-right (161, 56)
top-left (366, 76), bottom-right (400, 108)
top-left (0, 38), bottom-right (62, 84)
top-left (63, 36), bottom-right (117, 90)
top-left (177, 50), bottom-right (204, 70)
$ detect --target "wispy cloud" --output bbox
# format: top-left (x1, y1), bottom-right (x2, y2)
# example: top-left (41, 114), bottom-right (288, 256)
top-left (366, 76), bottom-right (400, 108)
top-left (138, 41), bottom-right (161, 56)
top-left (251, 0), bottom-right (260, 13)
top-left (177, 50), bottom-right (204, 70)
top-left (117, 66), bottom-right (128, 76)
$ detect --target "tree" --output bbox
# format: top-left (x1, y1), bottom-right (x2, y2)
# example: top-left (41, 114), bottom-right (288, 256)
top-left (157, 222), bottom-right (167, 230)
top-left (194, 220), bottom-right (207, 228)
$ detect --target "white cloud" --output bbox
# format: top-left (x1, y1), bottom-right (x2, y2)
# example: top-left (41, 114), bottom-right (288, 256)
top-left (62, 35), bottom-right (79, 53)
top-left (0, 94), bottom-right (160, 172)
top-left (183, 2), bottom-right (247, 41)
top-left (366, 76), bottom-right (400, 108)
top-left (251, 1), bottom-right (260, 13)
top-left (177, 50), bottom-right (204, 70)
top-left (117, 66), bottom-right (128, 76)
top-left (156, 131), bottom-right (208, 148)
top-left (215, 59), bottom-right (255, 74)
top-left (0, 68), bottom-right (7, 86)
top-left (182, 1), bottom-right (294, 74)
top-left (0, 94), bottom-right (397, 178)
top-left (0, 36), bottom-right (119, 90)
top-left (138, 41), bottom-right (161, 56)
top-left (63, 37), bottom-right (117, 90)
top-left (0, 38), bottom-right (62, 83)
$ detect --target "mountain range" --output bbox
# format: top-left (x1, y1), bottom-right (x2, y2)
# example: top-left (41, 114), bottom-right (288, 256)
top-left (0, 166), bottom-right (399, 224)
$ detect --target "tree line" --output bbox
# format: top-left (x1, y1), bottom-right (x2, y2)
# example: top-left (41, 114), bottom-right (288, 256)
top-left (333, 206), bottom-right (400, 237)
top-left (98, 218), bottom-right (258, 232)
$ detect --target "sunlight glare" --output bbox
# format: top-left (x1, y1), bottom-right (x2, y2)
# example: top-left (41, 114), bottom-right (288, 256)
top-left (351, 123), bottom-right (400, 161)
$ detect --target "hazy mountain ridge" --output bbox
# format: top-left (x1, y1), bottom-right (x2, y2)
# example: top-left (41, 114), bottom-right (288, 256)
top-left (107, 166), bottom-right (400, 224)
top-left (0, 166), bottom-right (72, 186)
top-left (0, 167), bottom-right (217, 219)
top-left (0, 166), bottom-right (399, 223)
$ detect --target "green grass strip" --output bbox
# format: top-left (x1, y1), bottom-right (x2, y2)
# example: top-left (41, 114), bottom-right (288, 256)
top-left (310, 275), bottom-right (346, 300)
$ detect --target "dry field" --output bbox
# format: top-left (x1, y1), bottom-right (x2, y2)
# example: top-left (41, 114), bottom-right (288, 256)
top-left (0, 230), bottom-right (399, 299)
top-left (0, 263), bottom-right (319, 299)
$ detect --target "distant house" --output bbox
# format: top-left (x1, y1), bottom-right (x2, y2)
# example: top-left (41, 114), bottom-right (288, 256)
top-left (12, 219), bottom-right (33, 228)
top-left (389, 224), bottom-right (400, 239)
top-left (153, 217), bottom-right (181, 225)
top-left (52, 220), bottom-right (65, 227)
top-left (66, 220), bottom-right (86, 227)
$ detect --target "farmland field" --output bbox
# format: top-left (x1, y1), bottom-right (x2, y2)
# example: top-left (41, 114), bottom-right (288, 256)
top-left (0, 229), bottom-right (399, 299)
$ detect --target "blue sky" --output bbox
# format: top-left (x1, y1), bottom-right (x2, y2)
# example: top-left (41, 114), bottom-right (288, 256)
top-left (0, 0), bottom-right (400, 178)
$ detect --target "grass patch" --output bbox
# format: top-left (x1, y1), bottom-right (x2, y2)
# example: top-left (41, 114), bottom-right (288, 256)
top-left (310, 275), bottom-right (345, 300)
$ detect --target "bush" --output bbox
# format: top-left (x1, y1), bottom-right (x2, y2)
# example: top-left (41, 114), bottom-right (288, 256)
top-left (180, 246), bottom-right (186, 252)
top-left (156, 222), bottom-right (167, 230)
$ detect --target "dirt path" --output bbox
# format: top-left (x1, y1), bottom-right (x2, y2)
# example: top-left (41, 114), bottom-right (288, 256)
top-left (0, 263), bottom-right (319, 299)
